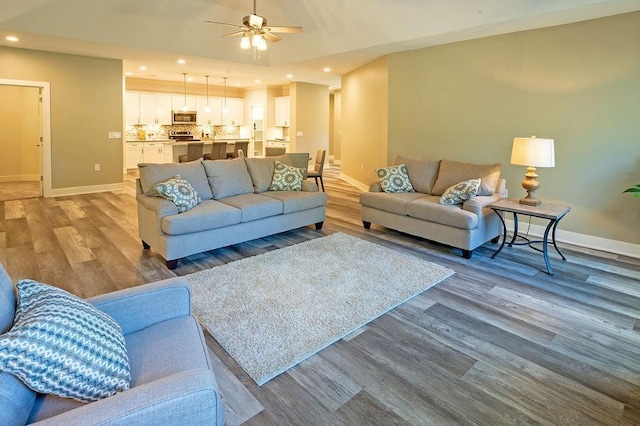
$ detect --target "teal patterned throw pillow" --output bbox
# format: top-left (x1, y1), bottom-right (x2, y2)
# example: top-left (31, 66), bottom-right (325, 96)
top-left (269, 161), bottom-right (304, 191)
top-left (376, 164), bottom-right (415, 193)
top-left (154, 174), bottom-right (202, 212)
top-left (0, 280), bottom-right (131, 402)
top-left (439, 178), bottom-right (481, 205)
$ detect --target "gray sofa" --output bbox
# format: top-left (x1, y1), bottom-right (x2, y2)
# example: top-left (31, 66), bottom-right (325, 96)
top-left (0, 263), bottom-right (224, 425)
top-left (360, 157), bottom-right (506, 258)
top-left (137, 155), bottom-right (327, 269)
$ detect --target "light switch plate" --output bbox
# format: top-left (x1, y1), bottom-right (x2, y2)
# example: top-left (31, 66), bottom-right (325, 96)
top-left (108, 131), bottom-right (122, 139)
top-left (296, 131), bottom-right (303, 136)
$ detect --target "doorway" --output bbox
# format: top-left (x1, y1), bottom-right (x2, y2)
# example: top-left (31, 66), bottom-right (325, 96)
top-left (0, 79), bottom-right (52, 199)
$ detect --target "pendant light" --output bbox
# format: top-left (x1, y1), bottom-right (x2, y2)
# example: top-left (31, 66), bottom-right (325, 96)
top-left (204, 75), bottom-right (211, 113)
top-left (222, 77), bottom-right (229, 114)
top-left (182, 73), bottom-right (188, 111)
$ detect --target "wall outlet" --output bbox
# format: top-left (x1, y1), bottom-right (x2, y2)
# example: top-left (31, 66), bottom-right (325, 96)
top-left (296, 131), bottom-right (303, 137)
top-left (108, 131), bottom-right (121, 139)
top-left (360, 164), bottom-right (364, 171)
top-left (94, 164), bottom-right (101, 172)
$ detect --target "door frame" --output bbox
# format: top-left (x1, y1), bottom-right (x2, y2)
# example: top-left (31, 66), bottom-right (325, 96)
top-left (0, 78), bottom-right (52, 197)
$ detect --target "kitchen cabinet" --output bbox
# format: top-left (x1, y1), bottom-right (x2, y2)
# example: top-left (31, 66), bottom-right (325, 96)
top-left (171, 95), bottom-right (196, 112)
top-left (275, 96), bottom-right (290, 127)
top-left (125, 93), bottom-right (141, 125)
top-left (139, 94), bottom-right (172, 125)
top-left (143, 142), bottom-right (164, 163)
top-left (196, 96), bottom-right (221, 126)
top-left (126, 142), bottom-right (144, 169)
top-left (221, 98), bottom-right (244, 126)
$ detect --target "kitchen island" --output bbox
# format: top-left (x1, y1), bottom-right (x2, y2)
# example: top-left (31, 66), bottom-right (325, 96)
top-left (126, 139), bottom-right (251, 167)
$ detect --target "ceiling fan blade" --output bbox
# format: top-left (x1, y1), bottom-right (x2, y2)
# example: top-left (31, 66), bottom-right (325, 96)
top-left (205, 20), bottom-right (245, 30)
top-left (223, 31), bottom-right (245, 38)
top-left (262, 31), bottom-right (281, 42)
top-left (265, 26), bottom-right (303, 33)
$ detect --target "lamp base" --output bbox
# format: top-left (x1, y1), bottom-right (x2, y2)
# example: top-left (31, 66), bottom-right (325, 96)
top-left (519, 197), bottom-right (541, 206)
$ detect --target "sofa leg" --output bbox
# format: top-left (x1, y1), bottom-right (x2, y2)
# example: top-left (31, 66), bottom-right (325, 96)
top-left (490, 236), bottom-right (500, 244)
top-left (315, 221), bottom-right (324, 230)
top-left (462, 249), bottom-right (473, 259)
top-left (363, 221), bottom-right (371, 229)
top-left (166, 259), bottom-right (179, 270)
top-left (142, 240), bottom-right (150, 249)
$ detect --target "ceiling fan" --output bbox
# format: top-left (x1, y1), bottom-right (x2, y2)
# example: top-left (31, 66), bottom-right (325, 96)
top-left (205, 0), bottom-right (302, 52)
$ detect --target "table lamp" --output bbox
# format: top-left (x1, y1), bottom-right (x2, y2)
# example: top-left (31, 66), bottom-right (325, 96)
top-left (510, 136), bottom-right (555, 206)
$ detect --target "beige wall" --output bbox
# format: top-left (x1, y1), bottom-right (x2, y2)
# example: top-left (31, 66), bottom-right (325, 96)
top-left (289, 82), bottom-right (329, 160)
top-left (0, 46), bottom-right (123, 190)
top-left (342, 12), bottom-right (640, 246)
top-left (126, 77), bottom-right (244, 98)
top-left (341, 56), bottom-right (388, 183)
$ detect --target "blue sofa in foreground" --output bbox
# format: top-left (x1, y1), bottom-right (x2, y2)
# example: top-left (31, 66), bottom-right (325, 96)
top-left (0, 263), bottom-right (224, 425)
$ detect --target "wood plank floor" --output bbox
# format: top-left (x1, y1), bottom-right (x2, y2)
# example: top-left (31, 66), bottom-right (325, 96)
top-left (1, 166), bottom-right (639, 425)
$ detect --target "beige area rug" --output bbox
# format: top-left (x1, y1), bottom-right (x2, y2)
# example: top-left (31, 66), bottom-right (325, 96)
top-left (186, 232), bottom-right (455, 386)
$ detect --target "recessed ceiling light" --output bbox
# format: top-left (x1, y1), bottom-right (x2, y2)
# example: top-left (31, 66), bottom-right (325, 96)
top-left (323, 67), bottom-right (331, 73)
top-left (124, 72), bottom-right (133, 76)
top-left (139, 66), bottom-right (147, 71)
top-left (5, 36), bottom-right (19, 42)
top-left (186, 77), bottom-right (193, 82)
top-left (286, 74), bottom-right (293, 79)
top-left (177, 59), bottom-right (186, 64)
top-left (255, 79), bottom-right (261, 84)
top-left (235, 83), bottom-right (241, 87)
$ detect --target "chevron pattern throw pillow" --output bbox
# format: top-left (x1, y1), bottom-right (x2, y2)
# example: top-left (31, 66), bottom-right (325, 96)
top-left (0, 280), bottom-right (131, 402)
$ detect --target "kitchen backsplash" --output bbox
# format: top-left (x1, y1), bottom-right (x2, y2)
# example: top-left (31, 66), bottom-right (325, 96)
top-left (126, 124), bottom-right (241, 140)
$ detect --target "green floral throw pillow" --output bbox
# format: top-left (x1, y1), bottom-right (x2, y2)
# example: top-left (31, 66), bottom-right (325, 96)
top-left (376, 164), bottom-right (415, 193)
top-left (439, 178), bottom-right (481, 205)
top-left (154, 174), bottom-right (202, 212)
top-left (269, 161), bottom-right (304, 191)
top-left (0, 280), bottom-right (131, 402)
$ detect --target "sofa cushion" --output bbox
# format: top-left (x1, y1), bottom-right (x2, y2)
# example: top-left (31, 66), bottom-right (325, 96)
top-left (407, 196), bottom-right (479, 230)
top-left (0, 372), bottom-right (36, 426)
top-left (431, 160), bottom-right (501, 196)
top-left (0, 280), bottom-right (131, 403)
top-left (360, 192), bottom-right (426, 216)
top-left (202, 158), bottom-right (254, 200)
top-left (161, 200), bottom-right (241, 235)
top-left (261, 191), bottom-right (328, 214)
top-left (395, 155), bottom-right (441, 194)
top-left (0, 263), bottom-right (15, 334)
top-left (154, 174), bottom-right (202, 213)
top-left (245, 155), bottom-right (292, 193)
top-left (439, 178), bottom-right (481, 205)
top-left (139, 160), bottom-right (213, 200)
top-left (376, 164), bottom-right (415, 193)
top-left (218, 193), bottom-right (283, 222)
top-left (269, 161), bottom-right (304, 191)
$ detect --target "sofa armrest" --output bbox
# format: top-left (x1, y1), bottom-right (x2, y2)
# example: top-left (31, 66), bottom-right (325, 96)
top-left (31, 369), bottom-right (223, 426)
top-left (463, 193), bottom-right (504, 216)
top-left (87, 277), bottom-right (191, 335)
top-left (496, 178), bottom-right (507, 197)
top-left (369, 182), bottom-right (383, 192)
top-left (301, 180), bottom-right (319, 192)
top-left (136, 193), bottom-right (179, 218)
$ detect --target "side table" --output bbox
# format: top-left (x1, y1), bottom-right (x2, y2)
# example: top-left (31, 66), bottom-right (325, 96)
top-left (489, 199), bottom-right (571, 275)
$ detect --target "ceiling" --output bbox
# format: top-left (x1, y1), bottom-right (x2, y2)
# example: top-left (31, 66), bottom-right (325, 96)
top-left (1, 0), bottom-right (639, 90)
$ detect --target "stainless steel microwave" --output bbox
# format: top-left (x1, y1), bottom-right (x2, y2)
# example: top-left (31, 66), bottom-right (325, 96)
top-left (172, 111), bottom-right (197, 124)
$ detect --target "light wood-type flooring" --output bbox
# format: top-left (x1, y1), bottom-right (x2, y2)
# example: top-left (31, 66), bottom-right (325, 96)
top-left (1, 167), bottom-right (639, 425)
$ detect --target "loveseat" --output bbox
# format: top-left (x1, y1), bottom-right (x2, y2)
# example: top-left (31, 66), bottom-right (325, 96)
top-left (360, 156), bottom-right (506, 258)
top-left (137, 155), bottom-right (327, 269)
top-left (0, 263), bottom-right (224, 425)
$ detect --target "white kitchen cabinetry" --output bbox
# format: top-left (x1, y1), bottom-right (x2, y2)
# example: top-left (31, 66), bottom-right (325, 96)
top-left (125, 93), bottom-right (141, 125)
top-left (155, 95), bottom-right (173, 125)
top-left (126, 143), bottom-right (144, 169)
top-left (196, 96), bottom-right (221, 126)
top-left (221, 98), bottom-right (244, 126)
top-left (274, 96), bottom-right (290, 127)
top-left (172, 95), bottom-right (196, 112)
top-left (266, 140), bottom-right (289, 153)
top-left (143, 142), bottom-right (164, 163)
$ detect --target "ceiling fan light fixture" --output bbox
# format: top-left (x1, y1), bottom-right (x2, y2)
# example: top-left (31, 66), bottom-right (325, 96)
top-left (256, 36), bottom-right (267, 51)
top-left (240, 34), bottom-right (251, 49)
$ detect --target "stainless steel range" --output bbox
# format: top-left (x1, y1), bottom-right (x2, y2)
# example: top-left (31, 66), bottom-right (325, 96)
top-left (169, 130), bottom-right (200, 141)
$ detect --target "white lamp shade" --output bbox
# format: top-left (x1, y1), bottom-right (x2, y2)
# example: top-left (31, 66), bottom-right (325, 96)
top-left (511, 137), bottom-right (555, 167)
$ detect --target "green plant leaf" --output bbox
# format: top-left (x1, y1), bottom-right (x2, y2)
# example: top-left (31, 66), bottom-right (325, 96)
top-left (623, 184), bottom-right (640, 196)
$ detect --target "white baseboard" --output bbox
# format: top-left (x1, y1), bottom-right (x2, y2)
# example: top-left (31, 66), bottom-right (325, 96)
top-left (340, 171), bottom-right (640, 259)
top-left (0, 175), bottom-right (40, 182)
top-left (49, 183), bottom-right (125, 197)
